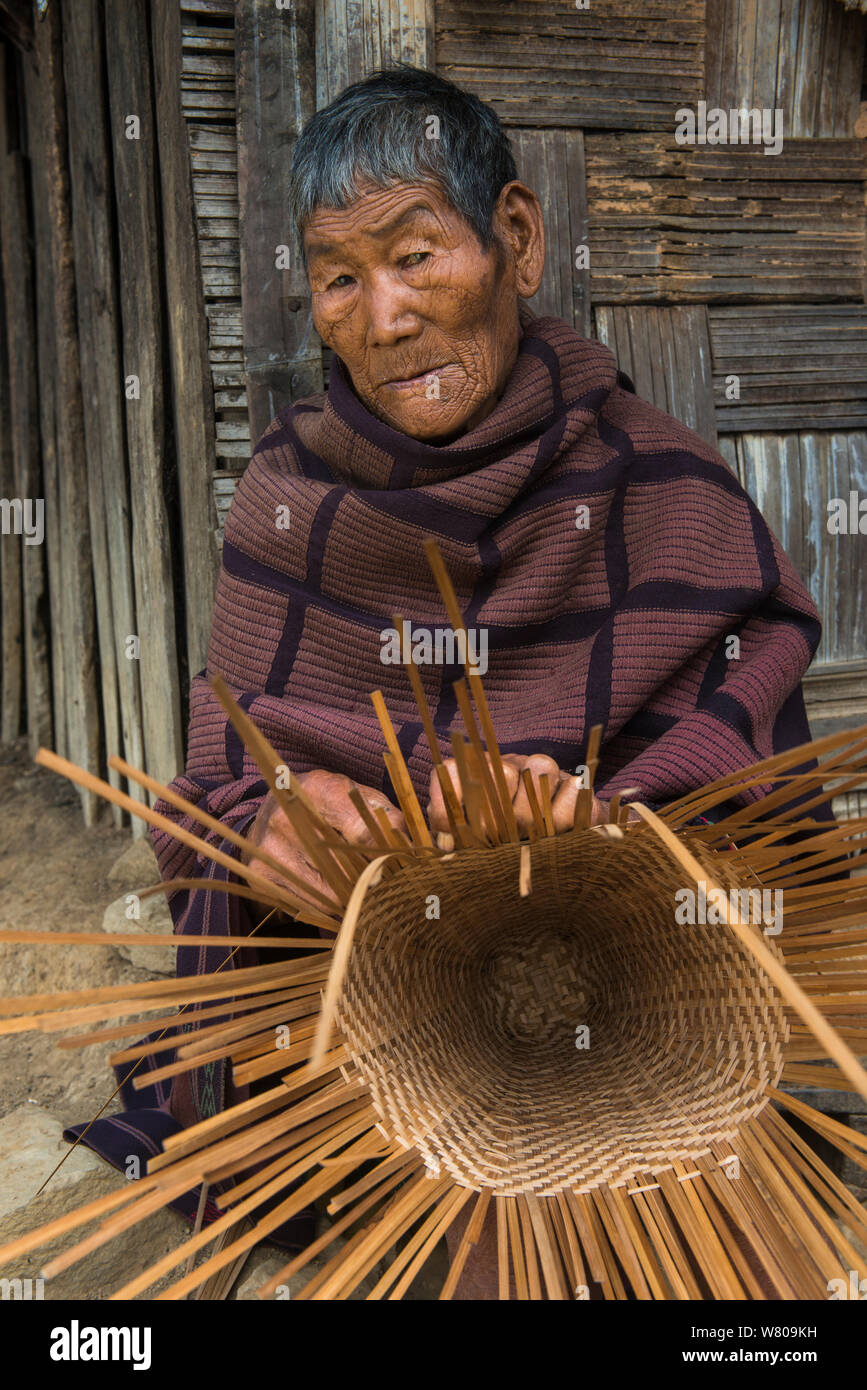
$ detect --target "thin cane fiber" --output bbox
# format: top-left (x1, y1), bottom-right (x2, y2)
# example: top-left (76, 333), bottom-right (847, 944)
top-left (0, 543), bottom-right (865, 1301)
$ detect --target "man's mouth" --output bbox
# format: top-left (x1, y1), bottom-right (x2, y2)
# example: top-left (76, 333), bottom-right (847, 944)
top-left (381, 364), bottom-right (453, 391)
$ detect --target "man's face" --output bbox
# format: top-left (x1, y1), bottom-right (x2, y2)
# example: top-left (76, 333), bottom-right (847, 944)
top-left (303, 179), bottom-right (543, 441)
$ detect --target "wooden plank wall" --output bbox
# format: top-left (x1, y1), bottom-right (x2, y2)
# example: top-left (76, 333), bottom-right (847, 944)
top-left (62, 0), bottom-right (142, 816)
top-left (437, 0), bottom-right (706, 127)
top-left (22, 6), bottom-right (100, 822)
top-left (180, 0), bottom-right (250, 541)
top-left (154, 0), bottom-right (220, 675)
top-left (439, 0), bottom-right (867, 738)
top-left (0, 0), bottom-right (219, 822)
top-left (317, 0), bottom-right (435, 107)
top-left (236, 0), bottom-right (321, 447)
top-left (0, 48), bottom-right (49, 755)
top-left (706, 0), bottom-right (866, 136)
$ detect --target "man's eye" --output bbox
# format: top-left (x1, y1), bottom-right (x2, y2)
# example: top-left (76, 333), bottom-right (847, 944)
top-left (327, 274), bottom-right (354, 290)
top-left (401, 251), bottom-right (430, 268)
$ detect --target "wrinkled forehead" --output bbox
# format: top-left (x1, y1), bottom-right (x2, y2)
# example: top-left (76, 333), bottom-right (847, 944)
top-left (302, 180), bottom-right (471, 266)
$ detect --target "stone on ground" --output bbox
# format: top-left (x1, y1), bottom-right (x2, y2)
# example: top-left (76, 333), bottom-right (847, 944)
top-left (0, 1104), bottom-right (184, 1300)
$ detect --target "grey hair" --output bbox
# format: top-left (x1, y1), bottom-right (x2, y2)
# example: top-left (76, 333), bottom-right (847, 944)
top-left (289, 63), bottom-right (519, 266)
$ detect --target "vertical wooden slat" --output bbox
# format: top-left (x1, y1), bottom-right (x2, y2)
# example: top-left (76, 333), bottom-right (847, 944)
top-left (734, 0), bottom-right (760, 110)
top-left (0, 51), bottom-right (24, 744)
top-left (731, 429), bottom-right (867, 676)
top-left (594, 306), bottom-right (717, 447)
top-left (104, 0), bottom-right (183, 790)
top-left (24, 9), bottom-right (101, 819)
top-left (62, 0), bottom-right (143, 825)
top-left (708, 0), bottom-right (866, 137)
top-left (19, 42), bottom-right (65, 759)
top-left (0, 0), bottom-right (33, 52)
top-left (152, 0), bottom-right (219, 675)
top-left (793, 0), bottom-right (823, 136)
top-left (0, 47), bottom-right (51, 753)
top-left (512, 129), bottom-right (591, 338)
top-left (775, 0), bottom-right (803, 130)
top-left (236, 0), bottom-right (322, 446)
top-left (752, 0), bottom-right (783, 112)
top-left (317, 0), bottom-right (435, 110)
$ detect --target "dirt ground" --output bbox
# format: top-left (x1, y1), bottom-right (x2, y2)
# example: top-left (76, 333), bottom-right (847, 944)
top-left (0, 737), bottom-right (448, 1298)
top-left (0, 737), bottom-right (151, 1128)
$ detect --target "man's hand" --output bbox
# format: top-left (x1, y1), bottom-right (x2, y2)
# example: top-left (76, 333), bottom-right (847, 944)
top-left (428, 753), bottom-right (613, 839)
top-left (245, 770), bottom-right (407, 908)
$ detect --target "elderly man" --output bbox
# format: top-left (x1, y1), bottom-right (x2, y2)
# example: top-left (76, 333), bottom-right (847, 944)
top-left (68, 63), bottom-right (823, 1296)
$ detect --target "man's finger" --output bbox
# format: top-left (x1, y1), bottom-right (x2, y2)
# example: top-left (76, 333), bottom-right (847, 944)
top-left (247, 840), bottom-right (339, 910)
top-left (551, 774), bottom-right (582, 831)
top-left (510, 754), bottom-right (561, 832)
top-left (340, 789), bottom-right (407, 845)
top-left (427, 758), bottom-right (462, 832)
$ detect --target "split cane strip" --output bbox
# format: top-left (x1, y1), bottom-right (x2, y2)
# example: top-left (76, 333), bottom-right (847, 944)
top-left (631, 802), bottom-right (867, 1103)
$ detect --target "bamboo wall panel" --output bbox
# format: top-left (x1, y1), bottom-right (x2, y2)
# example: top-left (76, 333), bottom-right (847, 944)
top-left (23, 12), bottom-right (100, 821)
top-left (154, 0), bottom-right (220, 676)
top-left (436, 0), bottom-right (704, 128)
top-left (800, 659), bottom-right (867, 738)
top-left (62, 0), bottom-right (143, 820)
top-left (236, 0), bottom-right (322, 447)
top-left (583, 134), bottom-right (866, 302)
top-left (511, 129), bottom-right (591, 337)
top-left (593, 305), bottom-right (718, 447)
top-left (719, 430), bottom-right (867, 671)
top-left (18, 50), bottom-right (65, 760)
top-left (317, 0), bottom-right (435, 107)
top-left (181, 2), bottom-right (250, 540)
top-left (0, 53), bottom-right (50, 751)
top-left (706, 0), bottom-right (867, 137)
top-left (179, 0), bottom-right (235, 117)
top-left (105, 0), bottom-right (184, 790)
top-left (709, 306), bottom-right (867, 431)
top-left (0, 215), bottom-right (22, 744)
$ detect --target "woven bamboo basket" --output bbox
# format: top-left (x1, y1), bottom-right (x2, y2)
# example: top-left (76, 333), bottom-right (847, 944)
top-left (1, 541), bottom-right (866, 1300)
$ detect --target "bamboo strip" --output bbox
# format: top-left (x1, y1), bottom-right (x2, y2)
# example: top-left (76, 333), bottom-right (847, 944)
top-left (308, 1174), bottom-right (451, 1301)
top-left (524, 1194), bottom-right (568, 1299)
top-left (422, 539), bottom-right (519, 840)
top-left (0, 928), bottom-right (332, 952)
top-left (660, 725), bottom-right (867, 824)
top-left (632, 802), bottom-right (867, 1102)
top-left (108, 751), bottom-right (346, 912)
top-left (370, 690), bottom-right (433, 849)
top-left (393, 612), bottom-right (444, 768)
top-left (439, 1189), bottom-right (492, 1300)
top-left (453, 678), bottom-right (507, 841)
top-left (34, 747), bottom-right (334, 920)
top-left (496, 1197), bottom-right (511, 1300)
top-left (504, 1197), bottom-right (529, 1300)
top-left (519, 767), bottom-right (546, 839)
top-left (256, 1163), bottom-right (421, 1299)
top-left (374, 1186), bottom-right (471, 1300)
top-left (538, 775), bottom-right (556, 838)
top-left (308, 854), bottom-right (395, 1070)
top-left (449, 734), bottom-right (488, 843)
top-left (210, 675), bottom-right (358, 902)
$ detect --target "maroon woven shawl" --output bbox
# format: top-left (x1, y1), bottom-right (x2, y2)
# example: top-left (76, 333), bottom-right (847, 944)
top-left (167, 312), bottom-right (819, 837)
top-left (141, 312), bottom-right (821, 1123)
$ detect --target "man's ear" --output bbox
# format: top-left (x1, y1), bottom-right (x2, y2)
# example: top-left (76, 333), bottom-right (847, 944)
top-left (493, 181), bottom-right (546, 301)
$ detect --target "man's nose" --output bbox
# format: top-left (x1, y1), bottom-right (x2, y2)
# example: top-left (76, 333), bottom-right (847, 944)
top-left (363, 270), bottom-right (424, 345)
